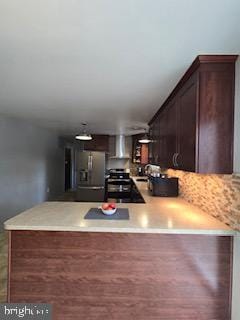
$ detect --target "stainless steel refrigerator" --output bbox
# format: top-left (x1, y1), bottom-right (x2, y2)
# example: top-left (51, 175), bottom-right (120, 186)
top-left (75, 151), bottom-right (106, 202)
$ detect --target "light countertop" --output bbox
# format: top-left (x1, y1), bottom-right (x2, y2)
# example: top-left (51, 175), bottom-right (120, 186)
top-left (4, 177), bottom-right (236, 235)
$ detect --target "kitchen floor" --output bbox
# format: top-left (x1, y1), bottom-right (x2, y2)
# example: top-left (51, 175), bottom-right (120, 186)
top-left (56, 189), bottom-right (77, 201)
top-left (0, 232), bottom-right (7, 302)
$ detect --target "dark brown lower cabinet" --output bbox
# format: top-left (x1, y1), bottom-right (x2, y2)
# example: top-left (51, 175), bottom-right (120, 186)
top-left (8, 231), bottom-right (232, 320)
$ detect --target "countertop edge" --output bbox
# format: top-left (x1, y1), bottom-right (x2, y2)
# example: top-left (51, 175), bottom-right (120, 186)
top-left (4, 223), bottom-right (237, 236)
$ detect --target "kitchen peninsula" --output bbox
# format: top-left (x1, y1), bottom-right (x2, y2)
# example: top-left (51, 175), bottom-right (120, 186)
top-left (4, 179), bottom-right (236, 320)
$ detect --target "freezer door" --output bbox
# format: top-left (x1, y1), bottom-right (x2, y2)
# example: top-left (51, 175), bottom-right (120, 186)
top-left (76, 151), bottom-right (91, 185)
top-left (76, 185), bottom-right (105, 202)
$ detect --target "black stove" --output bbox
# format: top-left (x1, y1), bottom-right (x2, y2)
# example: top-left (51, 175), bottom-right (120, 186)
top-left (106, 171), bottom-right (145, 203)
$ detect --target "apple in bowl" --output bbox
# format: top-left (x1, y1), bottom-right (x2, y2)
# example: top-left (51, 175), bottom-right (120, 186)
top-left (101, 203), bottom-right (117, 215)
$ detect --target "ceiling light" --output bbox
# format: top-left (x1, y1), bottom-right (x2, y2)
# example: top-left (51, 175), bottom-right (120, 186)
top-left (75, 133), bottom-right (92, 141)
top-left (129, 126), bottom-right (145, 131)
top-left (138, 129), bottom-right (151, 144)
top-left (75, 123), bottom-right (93, 141)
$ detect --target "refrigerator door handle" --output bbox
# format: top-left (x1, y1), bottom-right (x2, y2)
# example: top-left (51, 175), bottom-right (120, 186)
top-left (77, 186), bottom-right (104, 190)
top-left (89, 155), bottom-right (93, 170)
top-left (92, 186), bottom-right (104, 190)
top-left (87, 155), bottom-right (93, 182)
top-left (88, 155), bottom-right (91, 171)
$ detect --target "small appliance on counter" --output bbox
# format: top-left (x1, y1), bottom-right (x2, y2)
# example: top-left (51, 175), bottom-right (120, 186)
top-left (149, 175), bottom-right (179, 197)
top-left (144, 164), bottom-right (161, 176)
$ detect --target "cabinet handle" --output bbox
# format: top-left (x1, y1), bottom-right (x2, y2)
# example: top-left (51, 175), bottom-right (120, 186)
top-left (172, 153), bottom-right (176, 166)
top-left (175, 153), bottom-right (179, 167)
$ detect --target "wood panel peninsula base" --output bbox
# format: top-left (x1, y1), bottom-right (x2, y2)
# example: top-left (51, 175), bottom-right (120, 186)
top-left (7, 230), bottom-right (232, 320)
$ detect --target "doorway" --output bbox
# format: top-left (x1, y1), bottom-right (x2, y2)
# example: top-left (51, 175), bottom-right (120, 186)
top-left (64, 148), bottom-right (72, 191)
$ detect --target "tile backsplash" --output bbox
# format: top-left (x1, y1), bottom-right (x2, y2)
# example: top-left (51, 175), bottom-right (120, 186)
top-left (166, 169), bottom-right (240, 230)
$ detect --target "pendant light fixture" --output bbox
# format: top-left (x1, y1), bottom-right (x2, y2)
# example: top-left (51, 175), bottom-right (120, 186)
top-left (75, 123), bottom-right (93, 141)
top-left (138, 129), bottom-right (151, 144)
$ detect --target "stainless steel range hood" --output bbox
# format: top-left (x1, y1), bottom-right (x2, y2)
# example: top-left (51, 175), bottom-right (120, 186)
top-left (110, 135), bottom-right (130, 159)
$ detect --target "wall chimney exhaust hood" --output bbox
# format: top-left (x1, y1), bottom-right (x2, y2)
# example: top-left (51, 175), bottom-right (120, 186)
top-left (110, 135), bottom-right (130, 159)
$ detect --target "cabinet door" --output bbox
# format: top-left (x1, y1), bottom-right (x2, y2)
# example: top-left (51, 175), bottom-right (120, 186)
top-left (159, 108), bottom-right (172, 168)
top-left (148, 126), bottom-right (154, 164)
top-left (84, 135), bottom-right (109, 152)
top-left (177, 75), bottom-right (198, 172)
top-left (165, 100), bottom-right (178, 168)
top-left (158, 110), bottom-right (167, 167)
top-left (152, 115), bottom-right (160, 165)
top-left (158, 101), bottom-right (178, 169)
top-left (198, 63), bottom-right (235, 173)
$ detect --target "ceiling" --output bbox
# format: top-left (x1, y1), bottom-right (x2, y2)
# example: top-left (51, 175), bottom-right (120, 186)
top-left (0, 0), bottom-right (240, 135)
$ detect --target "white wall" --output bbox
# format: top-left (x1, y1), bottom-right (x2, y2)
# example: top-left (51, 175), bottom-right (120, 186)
top-left (234, 57), bottom-right (240, 173)
top-left (0, 115), bottom-right (64, 230)
top-left (232, 235), bottom-right (240, 320)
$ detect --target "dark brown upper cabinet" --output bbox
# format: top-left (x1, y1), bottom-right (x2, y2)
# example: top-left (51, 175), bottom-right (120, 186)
top-left (149, 55), bottom-right (238, 174)
top-left (83, 135), bottom-right (109, 152)
top-left (177, 72), bottom-right (198, 172)
top-left (159, 99), bottom-right (178, 168)
top-left (149, 113), bottom-right (161, 165)
top-left (148, 126), bottom-right (154, 164)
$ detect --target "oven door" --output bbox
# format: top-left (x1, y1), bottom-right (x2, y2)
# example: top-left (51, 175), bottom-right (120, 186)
top-left (107, 178), bottom-right (132, 199)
